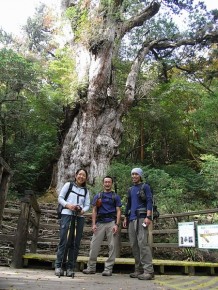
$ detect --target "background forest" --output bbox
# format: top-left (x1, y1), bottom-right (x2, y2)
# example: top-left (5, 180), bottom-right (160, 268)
top-left (0, 1), bottom-right (217, 215)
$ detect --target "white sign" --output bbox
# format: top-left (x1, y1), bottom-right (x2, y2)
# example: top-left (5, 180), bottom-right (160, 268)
top-left (178, 222), bottom-right (195, 247)
top-left (197, 224), bottom-right (218, 249)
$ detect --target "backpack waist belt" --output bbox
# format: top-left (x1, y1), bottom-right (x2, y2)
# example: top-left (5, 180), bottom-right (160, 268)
top-left (97, 213), bottom-right (117, 222)
top-left (136, 207), bottom-right (147, 218)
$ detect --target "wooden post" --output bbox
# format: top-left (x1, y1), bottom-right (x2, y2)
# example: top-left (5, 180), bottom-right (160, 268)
top-left (0, 157), bottom-right (12, 227)
top-left (11, 194), bottom-right (31, 268)
top-left (148, 222), bottom-right (153, 251)
top-left (28, 190), bottom-right (41, 253)
top-left (116, 226), bottom-right (121, 258)
top-left (0, 168), bottom-right (11, 227)
top-left (29, 211), bottom-right (41, 253)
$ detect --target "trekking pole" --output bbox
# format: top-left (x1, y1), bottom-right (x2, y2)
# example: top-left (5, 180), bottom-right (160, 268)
top-left (71, 209), bottom-right (79, 278)
top-left (59, 215), bottom-right (71, 278)
top-left (70, 205), bottom-right (82, 278)
top-left (59, 213), bottom-right (76, 278)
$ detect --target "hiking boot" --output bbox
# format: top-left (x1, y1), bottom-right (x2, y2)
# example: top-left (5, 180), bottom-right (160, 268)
top-left (54, 268), bottom-right (64, 276)
top-left (138, 272), bottom-right (155, 280)
top-left (83, 268), bottom-right (96, 274)
top-left (66, 269), bottom-right (74, 277)
top-left (102, 270), bottom-right (112, 276)
top-left (129, 271), bottom-right (143, 278)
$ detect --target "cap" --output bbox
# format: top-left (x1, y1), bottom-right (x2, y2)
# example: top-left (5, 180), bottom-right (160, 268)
top-left (131, 168), bottom-right (143, 177)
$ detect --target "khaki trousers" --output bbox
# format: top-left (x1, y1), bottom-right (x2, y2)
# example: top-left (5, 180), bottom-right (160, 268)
top-left (128, 218), bottom-right (154, 274)
top-left (87, 221), bottom-right (118, 271)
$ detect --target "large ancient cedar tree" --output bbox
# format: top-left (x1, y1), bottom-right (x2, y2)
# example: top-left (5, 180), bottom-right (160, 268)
top-left (55, 0), bottom-right (218, 191)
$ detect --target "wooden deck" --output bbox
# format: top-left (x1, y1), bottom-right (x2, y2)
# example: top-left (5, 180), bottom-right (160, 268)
top-left (22, 253), bottom-right (218, 275)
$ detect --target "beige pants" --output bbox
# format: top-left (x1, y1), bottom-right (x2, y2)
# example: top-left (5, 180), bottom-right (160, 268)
top-left (87, 221), bottom-right (118, 271)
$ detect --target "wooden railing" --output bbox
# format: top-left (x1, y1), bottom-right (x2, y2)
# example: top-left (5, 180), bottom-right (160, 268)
top-left (10, 191), bottom-right (41, 268)
top-left (1, 191), bottom-right (218, 268)
top-left (152, 208), bottom-right (218, 248)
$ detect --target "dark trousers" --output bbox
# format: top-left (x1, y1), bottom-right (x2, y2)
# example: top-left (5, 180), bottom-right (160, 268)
top-left (55, 214), bottom-right (85, 269)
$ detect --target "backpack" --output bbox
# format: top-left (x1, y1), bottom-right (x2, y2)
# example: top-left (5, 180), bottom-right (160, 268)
top-left (127, 183), bottom-right (159, 220)
top-left (57, 182), bottom-right (87, 219)
top-left (95, 191), bottom-right (117, 209)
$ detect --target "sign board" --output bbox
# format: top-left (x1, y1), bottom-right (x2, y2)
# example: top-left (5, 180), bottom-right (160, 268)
top-left (197, 224), bottom-right (218, 249)
top-left (178, 222), bottom-right (195, 247)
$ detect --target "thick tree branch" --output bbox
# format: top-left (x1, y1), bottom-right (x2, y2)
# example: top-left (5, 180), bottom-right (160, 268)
top-left (119, 27), bottom-right (218, 114)
top-left (119, 39), bottom-right (159, 113)
top-left (150, 32), bottom-right (218, 50)
top-left (119, 1), bottom-right (160, 38)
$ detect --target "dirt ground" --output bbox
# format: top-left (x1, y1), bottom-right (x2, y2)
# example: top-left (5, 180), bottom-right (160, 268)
top-left (1, 266), bottom-right (218, 290)
top-left (0, 266), bottom-right (163, 290)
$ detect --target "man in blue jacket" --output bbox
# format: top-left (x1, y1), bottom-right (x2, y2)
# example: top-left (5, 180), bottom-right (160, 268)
top-left (123, 168), bottom-right (154, 280)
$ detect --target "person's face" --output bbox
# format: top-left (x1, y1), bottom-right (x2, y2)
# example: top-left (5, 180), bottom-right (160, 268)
top-left (131, 172), bottom-right (141, 184)
top-left (103, 177), bottom-right (113, 192)
top-left (75, 170), bottom-right (87, 186)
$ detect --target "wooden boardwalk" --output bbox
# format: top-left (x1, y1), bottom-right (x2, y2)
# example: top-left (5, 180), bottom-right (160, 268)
top-left (23, 253), bottom-right (218, 276)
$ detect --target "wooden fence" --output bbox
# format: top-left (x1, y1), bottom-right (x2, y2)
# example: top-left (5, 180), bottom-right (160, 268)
top-left (0, 157), bottom-right (12, 227)
top-left (1, 191), bottom-right (218, 272)
top-left (10, 191), bottom-right (41, 268)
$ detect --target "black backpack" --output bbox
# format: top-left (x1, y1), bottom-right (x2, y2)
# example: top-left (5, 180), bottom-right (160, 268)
top-left (57, 182), bottom-right (87, 219)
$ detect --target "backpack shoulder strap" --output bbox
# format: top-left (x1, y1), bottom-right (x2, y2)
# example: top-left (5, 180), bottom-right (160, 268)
top-left (141, 182), bottom-right (146, 189)
top-left (128, 186), bottom-right (132, 197)
top-left (84, 187), bottom-right (87, 197)
top-left (112, 192), bottom-right (117, 208)
top-left (64, 181), bottom-right (73, 201)
top-left (141, 183), bottom-right (147, 193)
top-left (137, 183), bottom-right (147, 203)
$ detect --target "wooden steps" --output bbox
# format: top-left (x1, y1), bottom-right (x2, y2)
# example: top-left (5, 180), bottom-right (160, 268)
top-left (22, 253), bottom-right (218, 275)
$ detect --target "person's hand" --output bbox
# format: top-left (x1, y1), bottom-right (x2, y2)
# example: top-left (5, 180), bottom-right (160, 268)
top-left (144, 217), bottom-right (152, 227)
top-left (65, 203), bottom-right (75, 211)
top-left (78, 209), bottom-right (84, 215)
top-left (65, 204), bottom-right (81, 212)
top-left (75, 205), bottom-right (82, 212)
top-left (112, 224), bottom-right (119, 234)
top-left (123, 218), bottom-right (128, 228)
top-left (92, 224), bottom-right (97, 233)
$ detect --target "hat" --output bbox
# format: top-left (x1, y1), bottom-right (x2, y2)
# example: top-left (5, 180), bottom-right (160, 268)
top-left (131, 168), bottom-right (143, 177)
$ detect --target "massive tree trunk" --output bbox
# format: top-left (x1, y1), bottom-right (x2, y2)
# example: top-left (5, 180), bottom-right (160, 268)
top-left (56, 0), bottom-right (217, 191)
top-left (56, 1), bottom-right (160, 191)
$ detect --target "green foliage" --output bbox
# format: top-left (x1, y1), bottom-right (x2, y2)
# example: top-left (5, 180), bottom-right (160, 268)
top-left (0, 48), bottom-right (37, 159)
top-left (0, 28), bottom-right (13, 46)
top-left (106, 159), bottom-right (218, 215)
top-left (48, 47), bottom-right (78, 104)
top-left (190, 90), bottom-right (218, 155)
top-left (0, 48), bottom-right (35, 90)
top-left (65, 4), bottom-right (90, 42)
top-left (66, 5), bottom-right (88, 32)
top-left (119, 70), bottom-right (217, 166)
top-left (23, 3), bottom-right (54, 54)
top-left (0, 47), bottom-right (62, 195)
top-left (5, 88), bottom-right (61, 195)
top-left (200, 154), bottom-right (218, 199)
